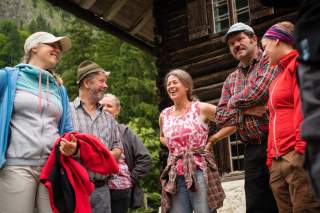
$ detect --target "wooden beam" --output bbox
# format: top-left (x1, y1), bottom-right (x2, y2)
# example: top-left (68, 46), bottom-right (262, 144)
top-left (71, 0), bottom-right (81, 4)
top-left (78, 0), bottom-right (96, 9)
top-left (193, 82), bottom-right (224, 101)
top-left (178, 53), bottom-right (237, 76)
top-left (228, 0), bottom-right (235, 23)
top-left (130, 7), bottom-right (153, 35)
top-left (207, 98), bottom-right (220, 105)
top-left (193, 68), bottom-right (234, 88)
top-left (46, 0), bottom-right (155, 55)
top-left (102, 0), bottom-right (129, 20)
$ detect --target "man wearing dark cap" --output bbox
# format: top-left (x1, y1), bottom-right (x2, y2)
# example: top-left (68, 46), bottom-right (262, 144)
top-left (210, 23), bottom-right (279, 213)
top-left (70, 60), bottom-right (122, 213)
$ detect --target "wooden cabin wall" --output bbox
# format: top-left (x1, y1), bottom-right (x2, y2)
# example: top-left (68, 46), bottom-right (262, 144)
top-left (154, 0), bottom-right (297, 174)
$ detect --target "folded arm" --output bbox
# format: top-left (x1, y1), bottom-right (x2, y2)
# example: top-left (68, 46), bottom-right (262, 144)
top-left (228, 59), bottom-right (277, 109)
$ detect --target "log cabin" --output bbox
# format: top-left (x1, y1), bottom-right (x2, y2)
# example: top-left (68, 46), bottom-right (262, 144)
top-left (45, 0), bottom-right (297, 178)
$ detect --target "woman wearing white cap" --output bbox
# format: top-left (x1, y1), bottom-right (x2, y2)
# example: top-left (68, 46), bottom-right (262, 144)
top-left (0, 32), bottom-right (76, 212)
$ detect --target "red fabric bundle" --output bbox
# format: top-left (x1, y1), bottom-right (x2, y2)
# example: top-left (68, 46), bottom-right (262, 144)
top-left (40, 132), bottom-right (119, 213)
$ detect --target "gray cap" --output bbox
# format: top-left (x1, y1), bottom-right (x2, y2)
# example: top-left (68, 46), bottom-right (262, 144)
top-left (224, 22), bottom-right (255, 42)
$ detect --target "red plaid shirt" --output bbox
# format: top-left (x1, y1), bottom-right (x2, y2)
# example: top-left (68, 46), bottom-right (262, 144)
top-left (216, 50), bottom-right (280, 143)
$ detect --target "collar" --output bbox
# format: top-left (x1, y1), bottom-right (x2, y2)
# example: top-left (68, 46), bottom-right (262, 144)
top-left (278, 50), bottom-right (299, 71)
top-left (73, 97), bottom-right (82, 108)
top-left (237, 49), bottom-right (263, 73)
top-left (73, 97), bottom-right (103, 110)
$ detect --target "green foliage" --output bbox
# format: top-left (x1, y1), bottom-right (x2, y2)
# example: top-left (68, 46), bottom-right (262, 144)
top-left (36, 15), bottom-right (49, 31)
top-left (128, 119), bottom-right (161, 212)
top-left (0, 20), bottom-right (28, 67)
top-left (59, 20), bottom-right (159, 129)
top-left (32, 0), bottom-right (38, 8)
top-left (28, 20), bottom-right (37, 33)
top-left (28, 15), bottom-right (54, 34)
top-left (107, 43), bottom-right (158, 128)
top-left (1, 8), bottom-right (161, 211)
top-left (57, 18), bottom-right (99, 100)
top-left (58, 18), bottom-right (161, 210)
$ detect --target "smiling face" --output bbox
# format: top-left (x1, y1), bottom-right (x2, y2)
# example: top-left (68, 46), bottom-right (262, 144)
top-left (227, 32), bottom-right (257, 63)
top-left (100, 96), bottom-right (120, 118)
top-left (86, 72), bottom-right (108, 102)
top-left (166, 74), bottom-right (189, 102)
top-left (30, 42), bottom-right (61, 69)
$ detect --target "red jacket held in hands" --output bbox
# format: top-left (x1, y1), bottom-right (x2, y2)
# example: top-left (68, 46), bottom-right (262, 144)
top-left (40, 132), bottom-right (119, 213)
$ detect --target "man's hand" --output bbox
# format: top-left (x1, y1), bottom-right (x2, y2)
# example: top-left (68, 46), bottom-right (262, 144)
top-left (205, 126), bottom-right (236, 152)
top-left (244, 106), bottom-right (268, 117)
top-left (60, 134), bottom-right (78, 156)
top-left (111, 148), bottom-right (122, 160)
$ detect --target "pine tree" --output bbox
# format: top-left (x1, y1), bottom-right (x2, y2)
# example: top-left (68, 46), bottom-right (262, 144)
top-left (0, 20), bottom-right (27, 66)
top-left (57, 18), bottom-right (99, 100)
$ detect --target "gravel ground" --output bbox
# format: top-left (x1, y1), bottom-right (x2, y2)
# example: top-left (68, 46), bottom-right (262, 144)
top-left (218, 179), bottom-right (246, 213)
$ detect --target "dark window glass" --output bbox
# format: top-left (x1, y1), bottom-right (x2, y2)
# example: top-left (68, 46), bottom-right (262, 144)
top-left (235, 0), bottom-right (248, 9)
top-left (237, 12), bottom-right (250, 23)
top-left (213, 0), bottom-right (229, 32)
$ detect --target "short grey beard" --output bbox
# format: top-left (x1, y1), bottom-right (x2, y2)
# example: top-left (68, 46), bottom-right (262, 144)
top-left (88, 90), bottom-right (104, 104)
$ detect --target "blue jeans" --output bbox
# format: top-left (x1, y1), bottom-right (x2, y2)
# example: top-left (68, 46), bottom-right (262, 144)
top-left (170, 171), bottom-right (216, 213)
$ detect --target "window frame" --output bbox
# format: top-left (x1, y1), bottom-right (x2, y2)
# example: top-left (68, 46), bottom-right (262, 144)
top-left (227, 133), bottom-right (245, 172)
top-left (208, 0), bottom-right (250, 35)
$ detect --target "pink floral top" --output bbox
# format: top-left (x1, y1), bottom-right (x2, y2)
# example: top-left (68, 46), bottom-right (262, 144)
top-left (108, 153), bottom-right (132, 189)
top-left (160, 101), bottom-right (209, 175)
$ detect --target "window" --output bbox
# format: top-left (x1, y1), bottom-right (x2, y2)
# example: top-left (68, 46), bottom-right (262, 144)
top-left (234, 0), bottom-right (250, 23)
top-left (212, 0), bottom-right (230, 33)
top-left (210, 0), bottom-right (250, 33)
top-left (228, 133), bottom-right (245, 172)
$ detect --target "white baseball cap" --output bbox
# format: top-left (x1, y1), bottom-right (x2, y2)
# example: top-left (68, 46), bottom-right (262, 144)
top-left (24, 32), bottom-right (71, 53)
top-left (224, 22), bottom-right (255, 42)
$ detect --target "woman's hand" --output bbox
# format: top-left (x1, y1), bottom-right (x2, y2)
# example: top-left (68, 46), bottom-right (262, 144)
top-left (60, 134), bottom-right (78, 156)
top-left (205, 135), bottom-right (217, 151)
top-left (205, 141), bottom-right (214, 152)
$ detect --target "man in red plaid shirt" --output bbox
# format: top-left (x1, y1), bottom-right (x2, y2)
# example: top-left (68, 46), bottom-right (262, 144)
top-left (207, 23), bottom-right (279, 213)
